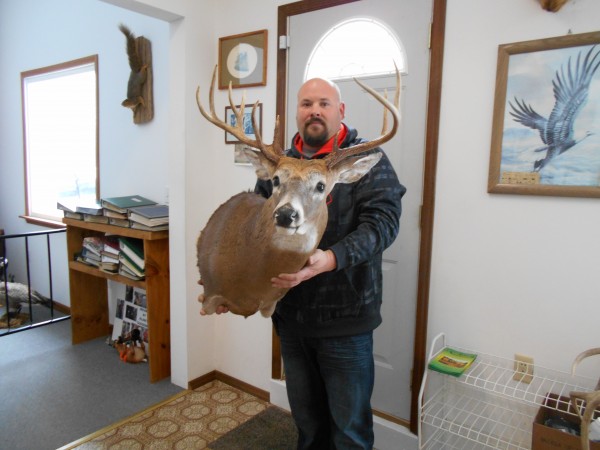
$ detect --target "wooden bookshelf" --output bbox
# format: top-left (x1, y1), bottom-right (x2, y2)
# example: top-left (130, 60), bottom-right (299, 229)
top-left (63, 218), bottom-right (170, 382)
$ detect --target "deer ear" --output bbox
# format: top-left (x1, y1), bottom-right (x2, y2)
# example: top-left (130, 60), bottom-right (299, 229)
top-left (335, 152), bottom-right (382, 184)
top-left (243, 148), bottom-right (277, 180)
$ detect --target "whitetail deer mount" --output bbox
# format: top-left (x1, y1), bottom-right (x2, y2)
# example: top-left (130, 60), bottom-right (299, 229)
top-left (195, 65), bottom-right (400, 318)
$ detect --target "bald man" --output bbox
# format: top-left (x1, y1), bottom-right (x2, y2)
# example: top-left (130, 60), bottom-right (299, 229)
top-left (254, 77), bottom-right (405, 449)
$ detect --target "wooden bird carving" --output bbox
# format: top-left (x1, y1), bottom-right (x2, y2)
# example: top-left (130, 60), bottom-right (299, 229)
top-left (119, 24), bottom-right (148, 112)
top-left (539, 0), bottom-right (570, 12)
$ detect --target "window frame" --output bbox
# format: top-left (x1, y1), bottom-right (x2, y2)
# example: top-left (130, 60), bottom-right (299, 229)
top-left (304, 17), bottom-right (407, 81)
top-left (20, 55), bottom-right (100, 228)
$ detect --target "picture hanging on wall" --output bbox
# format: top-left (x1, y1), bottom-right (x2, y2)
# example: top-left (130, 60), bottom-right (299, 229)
top-left (488, 31), bottom-right (600, 198)
top-left (218, 30), bottom-right (267, 89)
top-left (224, 102), bottom-right (262, 144)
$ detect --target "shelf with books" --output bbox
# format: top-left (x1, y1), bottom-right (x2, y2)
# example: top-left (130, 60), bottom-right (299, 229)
top-left (63, 218), bottom-right (170, 382)
top-left (63, 218), bottom-right (168, 240)
top-left (68, 260), bottom-right (146, 289)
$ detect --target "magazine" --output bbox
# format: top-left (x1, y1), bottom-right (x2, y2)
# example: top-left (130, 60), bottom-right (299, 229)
top-left (428, 347), bottom-right (477, 377)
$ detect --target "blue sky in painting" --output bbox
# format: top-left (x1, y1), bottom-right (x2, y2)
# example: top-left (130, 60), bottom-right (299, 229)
top-left (501, 44), bottom-right (600, 186)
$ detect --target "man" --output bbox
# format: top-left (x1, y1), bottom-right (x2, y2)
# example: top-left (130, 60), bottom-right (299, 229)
top-left (254, 77), bottom-right (406, 449)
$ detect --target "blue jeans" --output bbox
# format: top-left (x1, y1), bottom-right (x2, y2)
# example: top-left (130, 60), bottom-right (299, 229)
top-left (279, 328), bottom-right (375, 450)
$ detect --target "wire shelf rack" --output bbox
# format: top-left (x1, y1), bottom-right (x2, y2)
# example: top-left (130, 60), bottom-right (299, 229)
top-left (418, 333), bottom-right (598, 450)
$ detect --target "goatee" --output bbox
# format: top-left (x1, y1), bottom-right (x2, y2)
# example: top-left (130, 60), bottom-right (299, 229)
top-left (303, 119), bottom-right (328, 147)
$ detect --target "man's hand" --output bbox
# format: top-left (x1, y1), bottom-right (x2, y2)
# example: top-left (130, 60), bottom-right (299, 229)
top-left (200, 305), bottom-right (229, 316)
top-left (271, 249), bottom-right (337, 289)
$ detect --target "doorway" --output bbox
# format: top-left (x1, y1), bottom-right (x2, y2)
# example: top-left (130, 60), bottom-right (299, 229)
top-left (274, 0), bottom-right (446, 433)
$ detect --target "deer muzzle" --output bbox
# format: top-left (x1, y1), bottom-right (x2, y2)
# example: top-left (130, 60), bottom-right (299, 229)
top-left (274, 204), bottom-right (299, 228)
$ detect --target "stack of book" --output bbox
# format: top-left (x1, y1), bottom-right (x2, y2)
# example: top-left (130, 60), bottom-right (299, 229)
top-left (118, 237), bottom-right (145, 280)
top-left (99, 236), bottom-right (121, 273)
top-left (57, 199), bottom-right (104, 222)
top-left (58, 195), bottom-right (168, 230)
top-left (76, 235), bottom-right (121, 273)
top-left (77, 236), bottom-right (103, 267)
top-left (128, 204), bottom-right (169, 231)
top-left (101, 195), bottom-right (157, 227)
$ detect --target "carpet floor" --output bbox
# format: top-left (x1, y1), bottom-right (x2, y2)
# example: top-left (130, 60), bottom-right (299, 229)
top-left (60, 380), bottom-right (297, 449)
top-left (0, 319), bottom-right (183, 450)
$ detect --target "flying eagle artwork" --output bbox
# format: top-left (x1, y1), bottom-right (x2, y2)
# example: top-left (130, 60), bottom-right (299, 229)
top-left (509, 45), bottom-right (600, 172)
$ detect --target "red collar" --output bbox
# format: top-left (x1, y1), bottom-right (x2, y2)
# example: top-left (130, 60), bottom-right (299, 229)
top-left (294, 124), bottom-right (348, 158)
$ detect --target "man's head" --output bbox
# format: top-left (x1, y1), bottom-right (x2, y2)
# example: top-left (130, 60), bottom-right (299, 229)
top-left (296, 78), bottom-right (345, 152)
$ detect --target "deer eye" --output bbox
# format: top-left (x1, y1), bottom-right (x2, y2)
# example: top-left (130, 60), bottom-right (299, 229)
top-left (272, 176), bottom-right (280, 187)
top-left (316, 182), bottom-right (325, 193)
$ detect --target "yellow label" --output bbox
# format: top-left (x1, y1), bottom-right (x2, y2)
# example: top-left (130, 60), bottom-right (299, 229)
top-left (501, 171), bottom-right (540, 185)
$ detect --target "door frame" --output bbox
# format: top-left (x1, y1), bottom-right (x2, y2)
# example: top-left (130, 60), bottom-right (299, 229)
top-left (273, 0), bottom-right (446, 434)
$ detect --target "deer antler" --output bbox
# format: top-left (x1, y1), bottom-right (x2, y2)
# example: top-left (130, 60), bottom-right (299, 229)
top-left (196, 65), bottom-right (283, 163)
top-left (325, 64), bottom-right (401, 169)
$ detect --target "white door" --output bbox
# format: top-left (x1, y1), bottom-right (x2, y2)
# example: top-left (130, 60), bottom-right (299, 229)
top-left (287, 0), bottom-right (432, 421)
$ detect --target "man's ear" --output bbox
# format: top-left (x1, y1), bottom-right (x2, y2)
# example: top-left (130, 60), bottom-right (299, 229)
top-left (242, 148), bottom-right (277, 180)
top-left (335, 152), bottom-right (382, 184)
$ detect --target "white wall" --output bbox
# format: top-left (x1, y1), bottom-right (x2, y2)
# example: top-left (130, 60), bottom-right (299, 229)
top-left (429, 0), bottom-right (600, 379)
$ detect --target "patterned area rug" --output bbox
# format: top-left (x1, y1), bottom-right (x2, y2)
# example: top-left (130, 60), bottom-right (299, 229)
top-left (60, 380), bottom-right (276, 449)
top-left (209, 405), bottom-right (297, 449)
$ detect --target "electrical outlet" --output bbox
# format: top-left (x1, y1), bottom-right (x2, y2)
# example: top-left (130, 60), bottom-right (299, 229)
top-left (513, 354), bottom-right (534, 383)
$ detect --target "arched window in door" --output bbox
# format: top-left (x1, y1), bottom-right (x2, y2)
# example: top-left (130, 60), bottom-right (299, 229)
top-left (304, 18), bottom-right (406, 81)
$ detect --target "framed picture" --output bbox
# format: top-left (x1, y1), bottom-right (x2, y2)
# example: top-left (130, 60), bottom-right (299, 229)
top-left (234, 144), bottom-right (254, 165)
top-left (488, 31), bottom-right (600, 198)
top-left (218, 30), bottom-right (267, 89)
top-left (224, 103), bottom-right (262, 144)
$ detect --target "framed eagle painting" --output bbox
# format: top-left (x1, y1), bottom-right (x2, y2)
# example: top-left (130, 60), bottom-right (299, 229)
top-left (488, 31), bottom-right (600, 198)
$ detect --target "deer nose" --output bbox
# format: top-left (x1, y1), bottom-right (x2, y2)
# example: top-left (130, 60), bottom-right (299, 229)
top-left (274, 204), bottom-right (299, 228)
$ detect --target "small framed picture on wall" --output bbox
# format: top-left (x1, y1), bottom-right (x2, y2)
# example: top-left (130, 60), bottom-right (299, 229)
top-left (218, 30), bottom-right (267, 89)
top-left (224, 103), bottom-right (263, 144)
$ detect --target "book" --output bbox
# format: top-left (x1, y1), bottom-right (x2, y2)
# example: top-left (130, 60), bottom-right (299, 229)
top-left (101, 195), bottom-right (157, 214)
top-left (118, 237), bottom-right (145, 269)
top-left (103, 236), bottom-right (120, 256)
top-left (108, 218), bottom-right (131, 228)
top-left (57, 200), bottom-right (78, 213)
top-left (103, 209), bottom-right (128, 219)
top-left (75, 201), bottom-right (103, 215)
top-left (99, 261), bottom-right (119, 273)
top-left (119, 252), bottom-right (145, 278)
top-left (128, 204), bottom-right (169, 227)
top-left (428, 347), bottom-right (477, 377)
top-left (83, 214), bottom-right (109, 224)
top-left (129, 222), bottom-right (169, 231)
top-left (82, 236), bottom-right (103, 256)
top-left (63, 211), bottom-right (83, 220)
top-left (129, 204), bottom-right (169, 219)
top-left (101, 252), bottom-right (119, 264)
top-left (78, 248), bottom-right (101, 267)
top-left (118, 264), bottom-right (144, 281)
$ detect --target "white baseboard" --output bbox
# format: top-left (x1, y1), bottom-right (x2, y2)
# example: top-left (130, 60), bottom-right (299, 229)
top-left (269, 379), bottom-right (418, 450)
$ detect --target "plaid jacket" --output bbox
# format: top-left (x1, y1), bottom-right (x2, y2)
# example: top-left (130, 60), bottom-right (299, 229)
top-left (255, 125), bottom-right (406, 337)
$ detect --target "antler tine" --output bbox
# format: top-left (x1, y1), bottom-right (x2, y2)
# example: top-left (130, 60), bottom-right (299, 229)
top-left (325, 65), bottom-right (401, 169)
top-left (196, 65), bottom-right (281, 163)
top-left (380, 63), bottom-right (401, 135)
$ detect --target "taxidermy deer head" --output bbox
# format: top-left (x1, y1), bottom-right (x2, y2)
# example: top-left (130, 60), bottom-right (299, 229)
top-left (195, 65), bottom-right (400, 318)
